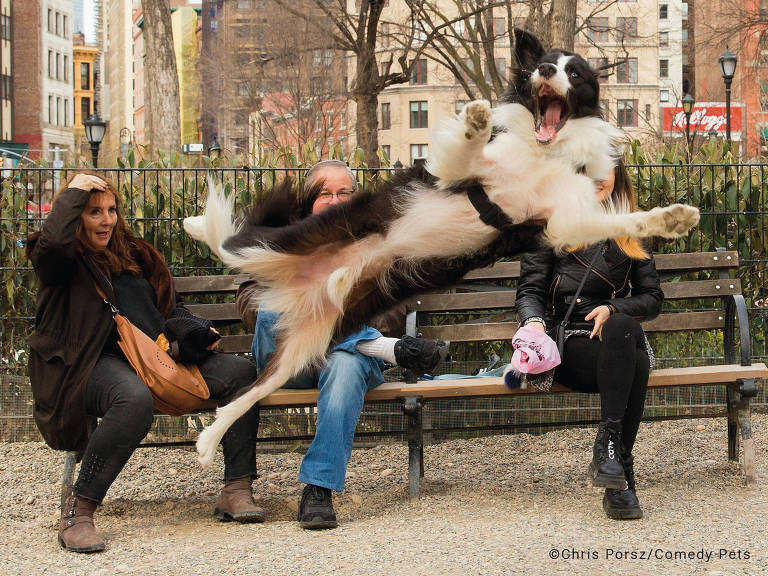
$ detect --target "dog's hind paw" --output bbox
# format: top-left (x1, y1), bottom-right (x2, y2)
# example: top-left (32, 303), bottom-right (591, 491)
top-left (462, 100), bottom-right (492, 143)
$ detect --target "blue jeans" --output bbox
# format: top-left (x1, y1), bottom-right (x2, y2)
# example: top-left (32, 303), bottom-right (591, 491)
top-left (253, 308), bottom-right (384, 491)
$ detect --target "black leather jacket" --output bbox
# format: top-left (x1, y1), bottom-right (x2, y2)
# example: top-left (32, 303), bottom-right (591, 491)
top-left (516, 240), bottom-right (664, 329)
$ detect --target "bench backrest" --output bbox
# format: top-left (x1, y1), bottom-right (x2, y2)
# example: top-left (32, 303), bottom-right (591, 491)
top-left (173, 251), bottom-right (740, 355)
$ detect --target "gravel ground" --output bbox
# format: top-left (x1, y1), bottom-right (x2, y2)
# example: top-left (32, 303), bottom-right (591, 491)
top-left (2, 414), bottom-right (767, 576)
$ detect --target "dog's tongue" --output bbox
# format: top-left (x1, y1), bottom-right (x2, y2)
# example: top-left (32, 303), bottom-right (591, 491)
top-left (536, 101), bottom-right (563, 143)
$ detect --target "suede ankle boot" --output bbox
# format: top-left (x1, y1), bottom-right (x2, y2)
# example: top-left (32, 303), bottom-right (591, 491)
top-left (603, 454), bottom-right (643, 520)
top-left (214, 477), bottom-right (265, 523)
top-left (58, 491), bottom-right (105, 553)
top-left (588, 418), bottom-right (627, 490)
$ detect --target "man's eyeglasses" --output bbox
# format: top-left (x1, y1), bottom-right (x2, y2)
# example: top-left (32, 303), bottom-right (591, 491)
top-left (316, 190), bottom-right (354, 202)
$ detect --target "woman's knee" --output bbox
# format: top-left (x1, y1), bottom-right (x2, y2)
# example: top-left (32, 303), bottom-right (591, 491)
top-left (113, 384), bottom-right (155, 433)
top-left (602, 313), bottom-right (644, 344)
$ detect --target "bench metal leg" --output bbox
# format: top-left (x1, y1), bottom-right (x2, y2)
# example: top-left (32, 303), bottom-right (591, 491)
top-left (726, 386), bottom-right (739, 461)
top-left (402, 397), bottom-right (423, 500)
top-left (61, 451), bottom-right (78, 512)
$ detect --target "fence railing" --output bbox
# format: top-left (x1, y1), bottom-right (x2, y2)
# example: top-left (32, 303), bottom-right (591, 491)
top-left (1, 164), bottom-right (766, 442)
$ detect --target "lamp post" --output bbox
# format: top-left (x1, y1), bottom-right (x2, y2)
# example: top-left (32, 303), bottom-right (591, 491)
top-left (83, 114), bottom-right (107, 168)
top-left (719, 47), bottom-right (738, 143)
top-left (208, 138), bottom-right (221, 159)
top-left (682, 93), bottom-right (695, 161)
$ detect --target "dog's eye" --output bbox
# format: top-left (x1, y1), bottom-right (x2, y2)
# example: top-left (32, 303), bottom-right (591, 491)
top-left (570, 71), bottom-right (581, 79)
top-left (520, 70), bottom-right (531, 80)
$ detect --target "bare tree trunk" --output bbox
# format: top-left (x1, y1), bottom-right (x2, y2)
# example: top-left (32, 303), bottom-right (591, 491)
top-left (355, 91), bottom-right (380, 169)
top-left (550, 0), bottom-right (578, 51)
top-left (141, 0), bottom-right (180, 157)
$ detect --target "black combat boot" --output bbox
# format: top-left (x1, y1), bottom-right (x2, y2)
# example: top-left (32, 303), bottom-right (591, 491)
top-left (394, 336), bottom-right (450, 376)
top-left (588, 418), bottom-right (627, 490)
top-left (603, 453), bottom-right (643, 520)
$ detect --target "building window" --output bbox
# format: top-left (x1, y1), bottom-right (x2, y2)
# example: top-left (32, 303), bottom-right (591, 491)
top-left (56, 96), bottom-right (61, 126)
top-left (63, 14), bottom-right (68, 38)
top-left (660, 4), bottom-right (668, 19)
top-left (381, 145), bottom-right (391, 161)
top-left (660, 59), bottom-right (669, 78)
top-left (410, 143), bottom-right (428, 165)
top-left (64, 99), bottom-right (69, 127)
top-left (56, 52), bottom-right (61, 80)
top-left (63, 56), bottom-right (69, 82)
top-left (682, 29), bottom-right (688, 46)
top-left (660, 90), bottom-right (669, 102)
top-left (484, 58), bottom-right (506, 83)
top-left (410, 58), bottom-right (428, 85)
top-left (645, 104), bottom-right (651, 120)
top-left (381, 102), bottom-right (391, 130)
top-left (615, 17), bottom-right (637, 42)
top-left (682, 2), bottom-right (689, 19)
top-left (48, 95), bottom-right (53, 124)
top-left (80, 63), bottom-right (90, 90)
top-left (81, 97), bottom-right (91, 123)
top-left (237, 0), bottom-right (252, 8)
top-left (0, 75), bottom-right (11, 100)
top-left (492, 17), bottom-right (506, 41)
top-left (0, 14), bottom-right (10, 41)
top-left (47, 9), bottom-right (53, 33)
top-left (660, 31), bottom-right (669, 46)
top-left (55, 11), bottom-right (60, 36)
top-left (617, 99), bottom-right (638, 127)
top-left (48, 50), bottom-right (54, 78)
top-left (615, 58), bottom-right (638, 83)
top-left (586, 17), bottom-right (609, 43)
top-left (339, 109), bottom-right (346, 130)
top-left (455, 100), bottom-right (467, 115)
top-left (761, 83), bottom-right (768, 111)
top-left (410, 101), bottom-right (428, 128)
top-left (588, 58), bottom-right (609, 83)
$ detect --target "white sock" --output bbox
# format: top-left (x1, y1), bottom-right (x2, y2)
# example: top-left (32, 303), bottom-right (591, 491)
top-left (356, 337), bottom-right (398, 364)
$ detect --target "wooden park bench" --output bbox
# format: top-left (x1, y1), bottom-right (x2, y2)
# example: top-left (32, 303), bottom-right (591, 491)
top-left (60, 249), bottom-right (767, 507)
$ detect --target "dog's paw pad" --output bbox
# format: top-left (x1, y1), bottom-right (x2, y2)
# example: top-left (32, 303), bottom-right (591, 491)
top-left (463, 101), bottom-right (492, 141)
top-left (661, 204), bottom-right (700, 236)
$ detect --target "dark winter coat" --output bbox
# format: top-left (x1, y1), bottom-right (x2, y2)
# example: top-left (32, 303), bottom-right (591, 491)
top-left (515, 240), bottom-right (664, 329)
top-left (26, 187), bottom-right (176, 452)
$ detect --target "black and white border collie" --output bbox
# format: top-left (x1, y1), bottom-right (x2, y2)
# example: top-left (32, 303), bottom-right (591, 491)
top-left (184, 30), bottom-right (699, 467)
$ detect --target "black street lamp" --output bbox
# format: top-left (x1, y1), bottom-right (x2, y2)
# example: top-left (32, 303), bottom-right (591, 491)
top-left (208, 138), bottom-right (221, 159)
top-left (83, 114), bottom-right (107, 167)
top-left (393, 159), bottom-right (403, 170)
top-left (719, 47), bottom-right (738, 143)
top-left (682, 93), bottom-right (695, 160)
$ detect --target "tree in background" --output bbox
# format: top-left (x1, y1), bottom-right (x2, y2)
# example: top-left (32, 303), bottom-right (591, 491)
top-left (141, 0), bottom-right (181, 157)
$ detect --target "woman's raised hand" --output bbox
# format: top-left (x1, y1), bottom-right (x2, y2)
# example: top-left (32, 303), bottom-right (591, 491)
top-left (69, 173), bottom-right (108, 193)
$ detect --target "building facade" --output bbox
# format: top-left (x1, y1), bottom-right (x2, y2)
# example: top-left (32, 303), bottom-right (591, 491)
top-left (0, 0), bottom-right (12, 145)
top-left (13, 0), bottom-right (74, 161)
top-left (72, 31), bottom-right (99, 161)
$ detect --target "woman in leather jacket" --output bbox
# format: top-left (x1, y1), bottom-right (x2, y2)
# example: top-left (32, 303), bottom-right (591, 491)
top-left (27, 172), bottom-right (263, 553)
top-left (516, 160), bottom-right (663, 520)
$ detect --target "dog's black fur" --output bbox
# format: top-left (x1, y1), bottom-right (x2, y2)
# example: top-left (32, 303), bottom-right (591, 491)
top-left (225, 166), bottom-right (542, 338)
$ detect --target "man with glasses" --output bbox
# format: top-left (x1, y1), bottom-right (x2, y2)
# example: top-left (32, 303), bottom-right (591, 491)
top-left (236, 160), bottom-right (448, 529)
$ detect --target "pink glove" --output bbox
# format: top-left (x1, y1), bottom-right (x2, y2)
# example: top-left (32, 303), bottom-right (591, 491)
top-left (510, 325), bottom-right (561, 374)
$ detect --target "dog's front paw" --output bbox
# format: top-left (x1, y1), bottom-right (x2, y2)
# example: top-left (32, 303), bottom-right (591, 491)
top-left (462, 100), bottom-right (492, 143)
top-left (638, 204), bottom-right (700, 238)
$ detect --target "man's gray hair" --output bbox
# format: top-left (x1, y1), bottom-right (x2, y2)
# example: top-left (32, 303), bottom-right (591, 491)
top-left (303, 160), bottom-right (359, 195)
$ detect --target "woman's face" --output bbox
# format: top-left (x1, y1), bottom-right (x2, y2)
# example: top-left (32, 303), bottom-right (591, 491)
top-left (81, 192), bottom-right (118, 249)
top-left (595, 169), bottom-right (616, 203)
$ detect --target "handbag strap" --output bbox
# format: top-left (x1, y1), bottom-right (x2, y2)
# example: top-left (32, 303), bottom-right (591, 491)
top-left (559, 243), bottom-right (604, 326)
top-left (91, 278), bottom-right (119, 317)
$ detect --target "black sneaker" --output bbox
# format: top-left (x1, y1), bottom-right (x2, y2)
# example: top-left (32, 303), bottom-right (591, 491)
top-left (603, 487), bottom-right (643, 520)
top-left (298, 484), bottom-right (338, 530)
top-left (394, 336), bottom-right (450, 376)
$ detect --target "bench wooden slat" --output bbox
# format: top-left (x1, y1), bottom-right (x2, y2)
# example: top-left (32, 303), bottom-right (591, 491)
top-left (219, 334), bottom-right (254, 354)
top-left (227, 363), bottom-right (767, 407)
top-left (418, 311), bottom-right (729, 342)
top-left (405, 280), bottom-right (743, 314)
top-left (454, 251), bottom-right (738, 282)
top-left (185, 303), bottom-right (240, 321)
top-left (174, 274), bottom-right (250, 294)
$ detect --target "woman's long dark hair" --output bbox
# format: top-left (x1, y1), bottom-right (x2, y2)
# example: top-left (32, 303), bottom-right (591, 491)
top-left (28, 171), bottom-right (141, 275)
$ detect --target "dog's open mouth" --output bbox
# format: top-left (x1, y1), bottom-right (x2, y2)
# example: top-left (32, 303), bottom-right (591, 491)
top-left (535, 86), bottom-right (570, 144)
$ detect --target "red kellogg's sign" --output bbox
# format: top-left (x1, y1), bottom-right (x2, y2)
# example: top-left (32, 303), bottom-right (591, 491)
top-left (662, 103), bottom-right (743, 135)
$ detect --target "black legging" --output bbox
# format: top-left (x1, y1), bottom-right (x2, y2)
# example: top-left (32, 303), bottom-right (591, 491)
top-left (554, 313), bottom-right (650, 456)
top-left (75, 351), bottom-right (259, 503)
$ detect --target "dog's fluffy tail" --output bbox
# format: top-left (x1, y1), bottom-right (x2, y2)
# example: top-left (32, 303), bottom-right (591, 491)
top-left (183, 177), bottom-right (241, 265)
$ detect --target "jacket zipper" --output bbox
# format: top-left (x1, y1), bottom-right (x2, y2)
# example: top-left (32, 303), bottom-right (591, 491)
top-left (549, 274), bottom-right (561, 315)
top-left (573, 251), bottom-right (616, 296)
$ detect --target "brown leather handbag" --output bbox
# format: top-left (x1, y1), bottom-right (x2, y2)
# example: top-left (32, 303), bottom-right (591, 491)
top-left (95, 284), bottom-right (210, 416)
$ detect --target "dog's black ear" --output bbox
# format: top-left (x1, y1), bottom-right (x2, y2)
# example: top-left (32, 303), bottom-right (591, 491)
top-left (511, 28), bottom-right (545, 72)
